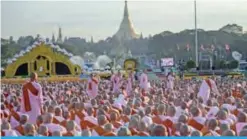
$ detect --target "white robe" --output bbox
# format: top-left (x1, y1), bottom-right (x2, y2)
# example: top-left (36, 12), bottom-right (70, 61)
top-left (167, 75), bottom-right (175, 89)
top-left (112, 75), bottom-right (121, 93)
top-left (198, 79), bottom-right (219, 104)
top-left (2, 130), bottom-right (18, 136)
top-left (126, 74), bottom-right (134, 95)
top-left (139, 73), bottom-right (148, 90)
top-left (20, 81), bottom-right (43, 124)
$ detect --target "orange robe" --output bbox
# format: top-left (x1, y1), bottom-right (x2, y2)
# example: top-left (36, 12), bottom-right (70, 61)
top-left (152, 115), bottom-right (164, 124)
top-left (129, 128), bottom-right (139, 136)
top-left (93, 126), bottom-right (106, 136)
top-left (163, 119), bottom-right (174, 130)
top-left (102, 132), bottom-right (116, 136)
top-left (112, 121), bottom-right (123, 129)
top-left (80, 120), bottom-right (97, 130)
top-left (138, 131), bottom-right (149, 136)
top-left (10, 109), bottom-right (20, 122)
top-left (1, 131), bottom-right (5, 136)
top-left (61, 120), bottom-right (69, 128)
top-left (22, 82), bottom-right (39, 112)
top-left (63, 132), bottom-right (75, 136)
top-left (232, 109), bottom-right (240, 117)
top-left (232, 89), bottom-right (242, 98)
top-left (188, 119), bottom-right (204, 131)
top-left (53, 116), bottom-right (64, 125)
top-left (121, 115), bottom-right (130, 123)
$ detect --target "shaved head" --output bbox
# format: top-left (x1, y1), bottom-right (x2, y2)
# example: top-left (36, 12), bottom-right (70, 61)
top-left (30, 72), bottom-right (38, 81)
top-left (239, 129), bottom-right (247, 136)
top-left (222, 130), bottom-right (235, 136)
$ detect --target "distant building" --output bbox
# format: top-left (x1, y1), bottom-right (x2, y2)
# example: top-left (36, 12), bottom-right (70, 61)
top-left (112, 0), bottom-right (140, 41)
top-left (219, 24), bottom-right (243, 35)
top-left (66, 37), bottom-right (86, 44)
top-left (52, 33), bottom-right (56, 43)
top-left (57, 27), bottom-right (63, 43)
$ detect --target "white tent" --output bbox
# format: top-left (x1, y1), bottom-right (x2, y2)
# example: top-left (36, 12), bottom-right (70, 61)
top-left (116, 65), bottom-right (122, 69)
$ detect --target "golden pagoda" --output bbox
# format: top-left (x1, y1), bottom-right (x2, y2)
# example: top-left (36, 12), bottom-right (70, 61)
top-left (113, 0), bottom-right (140, 41)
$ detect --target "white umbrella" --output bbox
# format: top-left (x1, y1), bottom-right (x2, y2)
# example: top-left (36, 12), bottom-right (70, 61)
top-left (12, 58), bottom-right (17, 61)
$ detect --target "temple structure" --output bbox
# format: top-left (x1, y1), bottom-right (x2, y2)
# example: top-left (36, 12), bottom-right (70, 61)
top-left (5, 41), bottom-right (81, 78)
top-left (113, 0), bottom-right (140, 41)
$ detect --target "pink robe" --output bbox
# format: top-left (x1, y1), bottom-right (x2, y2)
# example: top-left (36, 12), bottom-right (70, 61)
top-left (167, 75), bottom-right (175, 90)
top-left (140, 73), bottom-right (148, 91)
top-left (112, 75), bottom-right (121, 93)
top-left (20, 81), bottom-right (43, 124)
top-left (87, 78), bottom-right (99, 99)
top-left (126, 74), bottom-right (134, 96)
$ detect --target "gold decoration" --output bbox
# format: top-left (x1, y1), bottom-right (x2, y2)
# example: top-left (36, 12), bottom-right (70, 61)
top-left (5, 43), bottom-right (81, 78)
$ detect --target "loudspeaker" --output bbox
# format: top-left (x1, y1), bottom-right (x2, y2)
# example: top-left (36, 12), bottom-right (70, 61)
top-left (212, 66), bottom-right (215, 70)
top-left (196, 67), bottom-right (200, 71)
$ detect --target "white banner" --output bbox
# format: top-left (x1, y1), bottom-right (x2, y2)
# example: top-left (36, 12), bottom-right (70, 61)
top-left (161, 58), bottom-right (174, 67)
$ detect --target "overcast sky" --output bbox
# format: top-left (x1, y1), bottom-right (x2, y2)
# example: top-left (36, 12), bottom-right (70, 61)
top-left (1, 0), bottom-right (247, 41)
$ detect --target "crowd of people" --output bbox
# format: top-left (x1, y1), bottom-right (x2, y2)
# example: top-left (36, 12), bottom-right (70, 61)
top-left (1, 70), bottom-right (247, 136)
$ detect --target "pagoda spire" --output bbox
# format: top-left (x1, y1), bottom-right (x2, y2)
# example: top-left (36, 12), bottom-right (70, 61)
top-left (57, 27), bottom-right (63, 43)
top-left (124, 0), bottom-right (129, 17)
top-left (51, 33), bottom-right (55, 43)
top-left (113, 0), bottom-right (140, 41)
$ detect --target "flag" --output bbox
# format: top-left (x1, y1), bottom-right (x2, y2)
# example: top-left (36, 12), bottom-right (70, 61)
top-left (186, 44), bottom-right (190, 51)
top-left (200, 44), bottom-right (205, 51)
top-left (225, 44), bottom-right (230, 51)
top-left (176, 44), bottom-right (180, 50)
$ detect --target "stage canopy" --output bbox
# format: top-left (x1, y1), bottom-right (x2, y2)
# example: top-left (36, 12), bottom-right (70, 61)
top-left (5, 39), bottom-right (81, 78)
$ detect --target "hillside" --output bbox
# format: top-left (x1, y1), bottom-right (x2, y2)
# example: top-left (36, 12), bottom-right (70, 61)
top-left (2, 24), bottom-right (247, 67)
top-left (148, 29), bottom-right (247, 59)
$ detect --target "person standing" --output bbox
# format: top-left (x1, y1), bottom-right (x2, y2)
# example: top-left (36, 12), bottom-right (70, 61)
top-left (139, 70), bottom-right (148, 93)
top-left (87, 74), bottom-right (99, 99)
top-left (21, 72), bottom-right (43, 124)
top-left (112, 71), bottom-right (122, 93)
top-left (126, 71), bottom-right (135, 96)
top-left (167, 72), bottom-right (175, 90)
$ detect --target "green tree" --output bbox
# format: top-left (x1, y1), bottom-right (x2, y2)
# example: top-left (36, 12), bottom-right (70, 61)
top-left (186, 60), bottom-right (196, 70)
top-left (219, 60), bottom-right (227, 69)
top-left (228, 60), bottom-right (239, 69)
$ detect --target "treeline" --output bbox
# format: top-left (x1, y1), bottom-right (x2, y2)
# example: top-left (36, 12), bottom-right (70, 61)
top-left (1, 30), bottom-right (247, 68)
